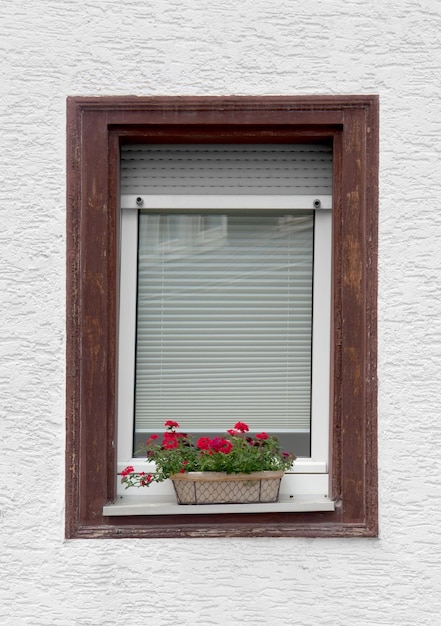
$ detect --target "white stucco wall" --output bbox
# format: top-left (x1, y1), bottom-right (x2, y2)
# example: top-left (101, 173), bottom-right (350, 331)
top-left (2, 1), bottom-right (441, 624)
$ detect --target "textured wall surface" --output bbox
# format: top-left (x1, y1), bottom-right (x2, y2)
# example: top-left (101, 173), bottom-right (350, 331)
top-left (2, 1), bottom-right (441, 624)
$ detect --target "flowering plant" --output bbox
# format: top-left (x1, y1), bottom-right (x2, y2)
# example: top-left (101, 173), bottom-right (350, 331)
top-left (121, 420), bottom-right (296, 488)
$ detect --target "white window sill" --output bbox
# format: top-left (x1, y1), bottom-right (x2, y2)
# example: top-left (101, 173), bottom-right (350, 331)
top-left (103, 494), bottom-right (335, 516)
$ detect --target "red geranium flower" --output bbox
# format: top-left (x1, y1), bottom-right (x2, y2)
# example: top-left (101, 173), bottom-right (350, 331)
top-left (197, 437), bottom-right (212, 450)
top-left (163, 431), bottom-right (177, 440)
top-left (121, 466), bottom-right (134, 477)
top-left (234, 421), bottom-right (249, 433)
top-left (164, 420), bottom-right (179, 429)
top-left (256, 432), bottom-right (269, 440)
top-left (226, 429), bottom-right (239, 436)
top-left (210, 437), bottom-right (233, 454)
top-left (162, 437), bottom-right (178, 449)
top-left (219, 440), bottom-right (233, 454)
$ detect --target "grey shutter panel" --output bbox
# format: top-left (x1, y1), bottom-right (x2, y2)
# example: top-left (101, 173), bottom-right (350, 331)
top-left (121, 144), bottom-right (332, 195)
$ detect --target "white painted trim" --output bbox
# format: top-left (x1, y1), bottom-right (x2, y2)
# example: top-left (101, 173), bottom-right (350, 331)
top-left (116, 209), bottom-right (138, 462)
top-left (310, 210), bottom-right (332, 464)
top-left (121, 194), bottom-right (332, 211)
top-left (103, 493), bottom-right (334, 516)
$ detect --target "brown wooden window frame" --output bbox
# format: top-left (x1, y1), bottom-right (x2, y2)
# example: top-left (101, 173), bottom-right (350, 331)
top-left (66, 95), bottom-right (378, 539)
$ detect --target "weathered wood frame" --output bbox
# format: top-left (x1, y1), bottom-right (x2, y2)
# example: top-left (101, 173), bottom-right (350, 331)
top-left (66, 96), bottom-right (378, 538)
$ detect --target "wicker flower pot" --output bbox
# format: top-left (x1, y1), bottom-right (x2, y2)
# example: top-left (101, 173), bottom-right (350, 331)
top-left (170, 470), bottom-right (284, 505)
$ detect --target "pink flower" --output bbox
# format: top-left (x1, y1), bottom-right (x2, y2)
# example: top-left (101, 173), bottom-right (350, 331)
top-left (164, 420), bottom-right (179, 429)
top-left (149, 433), bottom-right (159, 440)
top-left (234, 421), bottom-right (249, 433)
top-left (256, 432), bottom-right (269, 440)
top-left (226, 429), bottom-right (239, 436)
top-left (121, 466), bottom-right (134, 477)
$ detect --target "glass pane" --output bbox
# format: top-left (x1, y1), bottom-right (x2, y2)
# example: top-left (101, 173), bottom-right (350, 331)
top-left (134, 211), bottom-right (314, 454)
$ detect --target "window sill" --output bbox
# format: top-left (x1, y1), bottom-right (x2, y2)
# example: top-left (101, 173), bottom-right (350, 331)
top-left (103, 494), bottom-right (335, 516)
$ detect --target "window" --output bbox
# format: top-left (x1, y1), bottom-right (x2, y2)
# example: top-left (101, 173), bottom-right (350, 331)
top-left (66, 96), bottom-right (378, 538)
top-left (117, 144), bottom-right (332, 499)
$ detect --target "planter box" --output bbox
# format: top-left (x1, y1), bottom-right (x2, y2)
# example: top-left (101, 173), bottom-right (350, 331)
top-left (170, 471), bottom-right (284, 505)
